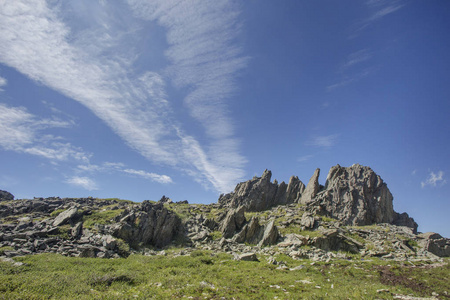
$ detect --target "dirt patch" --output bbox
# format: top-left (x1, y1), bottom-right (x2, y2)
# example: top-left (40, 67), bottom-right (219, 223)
top-left (377, 266), bottom-right (429, 294)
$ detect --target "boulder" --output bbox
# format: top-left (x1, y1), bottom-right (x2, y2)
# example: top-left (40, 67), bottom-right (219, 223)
top-left (417, 232), bottom-right (450, 257)
top-left (0, 190), bottom-right (14, 201)
top-left (300, 212), bottom-right (316, 229)
top-left (311, 229), bottom-right (362, 253)
top-left (393, 212), bottom-right (418, 233)
top-left (220, 206), bottom-right (246, 238)
top-left (258, 219), bottom-right (279, 247)
top-left (231, 217), bottom-right (279, 246)
top-left (112, 201), bottom-right (181, 248)
top-left (53, 207), bottom-right (78, 227)
top-left (236, 252), bottom-right (258, 261)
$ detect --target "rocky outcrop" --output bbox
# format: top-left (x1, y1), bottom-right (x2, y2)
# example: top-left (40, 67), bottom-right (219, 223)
top-left (111, 201), bottom-right (181, 248)
top-left (0, 190), bottom-right (14, 201)
top-left (220, 206), bottom-right (246, 238)
top-left (300, 169), bottom-right (320, 204)
top-left (0, 164), bottom-right (447, 261)
top-left (232, 217), bottom-right (279, 246)
top-left (417, 232), bottom-right (450, 257)
top-left (309, 164), bottom-right (416, 231)
top-left (218, 170), bottom-right (305, 211)
top-left (311, 229), bottom-right (363, 254)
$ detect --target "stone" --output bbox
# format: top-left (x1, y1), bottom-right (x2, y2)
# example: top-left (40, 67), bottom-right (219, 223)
top-left (220, 206), bottom-right (246, 238)
top-left (287, 176), bottom-right (305, 203)
top-left (0, 190), bottom-right (14, 201)
top-left (218, 170), bottom-right (305, 212)
top-left (417, 233), bottom-right (450, 257)
top-left (71, 222), bottom-right (83, 238)
top-left (311, 229), bottom-right (362, 254)
top-left (300, 212), bottom-right (316, 229)
top-left (102, 235), bottom-right (117, 250)
top-left (393, 212), bottom-right (418, 233)
top-left (310, 164), bottom-right (403, 227)
top-left (112, 201), bottom-right (181, 248)
top-left (236, 252), bottom-right (258, 261)
top-left (218, 170), bottom-right (278, 211)
top-left (258, 219), bottom-right (279, 247)
top-left (300, 169), bottom-right (320, 204)
top-left (53, 207), bottom-right (78, 227)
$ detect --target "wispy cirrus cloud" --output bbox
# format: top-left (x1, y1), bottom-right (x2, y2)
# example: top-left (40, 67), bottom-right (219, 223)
top-left (327, 67), bottom-right (373, 91)
top-left (350, 0), bottom-right (405, 38)
top-left (306, 134), bottom-right (339, 148)
top-left (123, 169), bottom-right (172, 184)
top-left (0, 0), bottom-right (247, 193)
top-left (340, 49), bottom-right (372, 70)
top-left (76, 162), bottom-right (172, 185)
top-left (297, 155), bottom-right (314, 163)
top-left (66, 176), bottom-right (98, 191)
top-left (0, 103), bottom-right (89, 163)
top-left (421, 171), bottom-right (446, 188)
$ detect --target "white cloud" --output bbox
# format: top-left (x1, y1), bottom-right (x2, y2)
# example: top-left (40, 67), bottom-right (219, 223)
top-left (327, 67), bottom-right (373, 91)
top-left (341, 49), bottom-right (372, 70)
top-left (66, 176), bottom-right (98, 191)
top-left (298, 155), bottom-right (314, 163)
top-left (0, 0), bottom-right (246, 193)
top-left (350, 0), bottom-right (405, 37)
top-left (421, 171), bottom-right (446, 188)
top-left (368, 4), bottom-right (404, 22)
top-left (306, 134), bottom-right (339, 148)
top-left (77, 161), bottom-right (172, 185)
top-left (0, 103), bottom-right (90, 163)
top-left (123, 168), bottom-right (172, 184)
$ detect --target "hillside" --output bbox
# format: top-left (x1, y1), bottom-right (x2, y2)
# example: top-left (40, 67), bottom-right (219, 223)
top-left (1, 164), bottom-right (449, 299)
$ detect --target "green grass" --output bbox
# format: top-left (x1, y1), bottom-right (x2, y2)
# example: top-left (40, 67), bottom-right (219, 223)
top-left (0, 254), bottom-right (447, 299)
top-left (0, 246), bottom-right (14, 255)
top-left (97, 198), bottom-right (134, 204)
top-left (82, 209), bottom-right (125, 230)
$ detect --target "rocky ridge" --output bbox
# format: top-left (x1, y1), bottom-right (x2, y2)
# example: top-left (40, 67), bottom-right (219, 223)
top-left (0, 164), bottom-right (448, 262)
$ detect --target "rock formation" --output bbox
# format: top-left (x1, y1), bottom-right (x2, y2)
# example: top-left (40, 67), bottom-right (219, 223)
top-left (218, 169), bottom-right (305, 211)
top-left (111, 201), bottom-right (181, 248)
top-left (219, 164), bottom-right (417, 232)
top-left (0, 164), bottom-right (447, 261)
top-left (0, 190), bottom-right (14, 201)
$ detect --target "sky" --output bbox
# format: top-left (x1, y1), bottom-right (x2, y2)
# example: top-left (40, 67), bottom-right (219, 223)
top-left (0, 1), bottom-right (449, 237)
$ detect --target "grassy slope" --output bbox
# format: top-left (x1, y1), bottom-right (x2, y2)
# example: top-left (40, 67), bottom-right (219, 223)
top-left (0, 253), bottom-right (448, 299)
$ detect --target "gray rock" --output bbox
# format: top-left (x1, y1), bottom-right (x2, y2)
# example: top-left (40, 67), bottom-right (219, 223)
top-left (71, 222), bottom-right (83, 238)
top-left (286, 176), bottom-right (305, 203)
top-left (112, 201), bottom-right (181, 248)
top-left (310, 164), bottom-right (397, 226)
top-left (220, 206), bottom-right (246, 238)
top-left (236, 252), bottom-right (258, 261)
top-left (0, 190), bottom-right (14, 201)
top-left (311, 229), bottom-right (362, 253)
top-left (300, 212), bottom-right (316, 229)
top-left (393, 212), bottom-right (418, 233)
top-left (53, 207), bottom-right (78, 227)
top-left (417, 232), bottom-right (450, 257)
top-left (301, 169), bottom-right (320, 204)
top-left (258, 219), bottom-right (279, 247)
top-left (218, 170), bottom-right (305, 212)
top-left (218, 170), bottom-right (278, 211)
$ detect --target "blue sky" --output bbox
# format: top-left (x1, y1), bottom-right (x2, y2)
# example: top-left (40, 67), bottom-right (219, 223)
top-left (0, 1), bottom-right (449, 237)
